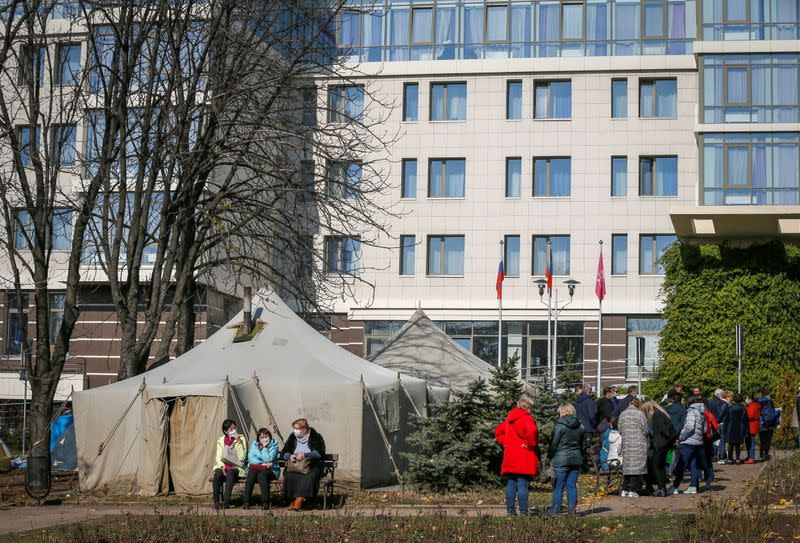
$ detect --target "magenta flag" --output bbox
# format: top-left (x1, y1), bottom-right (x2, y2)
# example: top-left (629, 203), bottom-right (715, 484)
top-left (595, 251), bottom-right (606, 302)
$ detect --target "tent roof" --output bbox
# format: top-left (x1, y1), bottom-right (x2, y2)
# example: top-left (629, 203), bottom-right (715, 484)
top-left (367, 309), bottom-right (494, 390)
top-left (78, 290), bottom-right (424, 399)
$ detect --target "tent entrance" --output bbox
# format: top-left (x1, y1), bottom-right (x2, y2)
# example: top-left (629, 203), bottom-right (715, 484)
top-left (156, 395), bottom-right (225, 496)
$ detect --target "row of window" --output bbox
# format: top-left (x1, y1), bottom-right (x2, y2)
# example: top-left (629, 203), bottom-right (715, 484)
top-left (400, 155), bottom-right (678, 199)
top-left (702, 132), bottom-right (800, 205)
top-left (703, 0), bottom-right (800, 40)
top-left (397, 77), bottom-right (678, 122)
top-left (18, 43), bottom-right (81, 87)
top-left (702, 54), bottom-right (800, 124)
top-left (336, 0), bottom-right (696, 62)
top-left (324, 233), bottom-right (676, 277)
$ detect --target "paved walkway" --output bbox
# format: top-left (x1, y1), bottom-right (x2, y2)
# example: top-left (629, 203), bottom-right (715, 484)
top-left (579, 459), bottom-right (762, 517)
top-left (0, 459), bottom-right (771, 535)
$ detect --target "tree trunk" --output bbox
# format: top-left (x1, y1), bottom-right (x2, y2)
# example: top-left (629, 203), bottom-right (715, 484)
top-left (117, 316), bottom-right (149, 380)
top-left (175, 279), bottom-right (196, 357)
top-left (26, 379), bottom-right (53, 496)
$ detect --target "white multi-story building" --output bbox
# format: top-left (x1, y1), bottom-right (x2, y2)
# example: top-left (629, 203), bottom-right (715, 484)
top-left (320, 0), bottom-right (800, 387)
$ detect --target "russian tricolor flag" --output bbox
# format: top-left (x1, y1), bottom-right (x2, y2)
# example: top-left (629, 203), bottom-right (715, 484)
top-left (496, 260), bottom-right (505, 300)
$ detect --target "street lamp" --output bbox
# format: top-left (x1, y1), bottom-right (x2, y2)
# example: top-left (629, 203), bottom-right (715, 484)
top-left (533, 278), bottom-right (550, 383)
top-left (552, 279), bottom-right (580, 389)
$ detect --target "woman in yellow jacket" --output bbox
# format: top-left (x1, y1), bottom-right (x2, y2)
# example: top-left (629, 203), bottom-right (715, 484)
top-left (212, 419), bottom-right (247, 509)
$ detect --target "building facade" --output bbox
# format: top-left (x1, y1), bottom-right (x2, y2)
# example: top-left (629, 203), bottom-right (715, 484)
top-left (322, 0), bottom-right (800, 387)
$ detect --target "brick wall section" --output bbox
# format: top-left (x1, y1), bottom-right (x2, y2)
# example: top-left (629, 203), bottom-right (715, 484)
top-left (330, 314), bottom-right (365, 357)
top-left (583, 315), bottom-right (629, 387)
top-left (0, 285), bottom-right (240, 394)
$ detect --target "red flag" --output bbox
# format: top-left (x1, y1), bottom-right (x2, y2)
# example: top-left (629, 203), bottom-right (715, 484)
top-left (595, 250), bottom-right (606, 302)
top-left (545, 244), bottom-right (553, 290)
top-left (496, 261), bottom-right (505, 300)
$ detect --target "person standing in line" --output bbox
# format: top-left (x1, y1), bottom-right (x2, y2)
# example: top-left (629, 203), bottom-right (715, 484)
top-left (662, 390), bottom-right (686, 478)
top-left (596, 387), bottom-right (615, 433)
top-left (617, 398), bottom-right (648, 497)
top-left (612, 385), bottom-right (639, 419)
top-left (758, 391), bottom-right (778, 461)
top-left (672, 395), bottom-right (706, 495)
top-left (707, 389), bottom-right (726, 462)
top-left (547, 403), bottom-right (586, 515)
top-left (722, 393), bottom-right (748, 464)
top-left (609, 386), bottom-right (619, 413)
top-left (701, 399), bottom-right (718, 491)
top-left (575, 385), bottom-right (598, 440)
top-left (715, 391), bottom-right (732, 464)
top-left (744, 394), bottom-right (761, 464)
top-left (495, 396), bottom-right (539, 516)
top-left (642, 400), bottom-right (677, 497)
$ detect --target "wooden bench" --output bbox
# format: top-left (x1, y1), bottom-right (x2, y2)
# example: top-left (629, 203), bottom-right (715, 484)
top-left (209, 453), bottom-right (339, 509)
top-left (587, 443), bottom-right (622, 493)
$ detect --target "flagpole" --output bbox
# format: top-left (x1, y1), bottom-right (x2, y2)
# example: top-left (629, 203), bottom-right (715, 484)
top-left (498, 240), bottom-right (503, 367)
top-left (546, 239), bottom-right (552, 387)
top-left (597, 240), bottom-right (603, 394)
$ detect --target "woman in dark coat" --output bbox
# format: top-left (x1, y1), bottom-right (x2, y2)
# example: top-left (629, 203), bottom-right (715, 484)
top-left (642, 400), bottom-right (677, 496)
top-left (722, 394), bottom-right (748, 463)
top-left (281, 418), bottom-right (326, 510)
top-left (547, 403), bottom-right (586, 514)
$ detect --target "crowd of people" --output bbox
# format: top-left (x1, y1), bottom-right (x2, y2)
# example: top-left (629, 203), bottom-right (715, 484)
top-left (495, 384), bottom-right (788, 516)
top-left (211, 417), bottom-right (326, 511)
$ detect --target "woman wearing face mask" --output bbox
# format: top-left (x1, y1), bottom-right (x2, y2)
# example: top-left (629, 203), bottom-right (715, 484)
top-left (212, 419), bottom-right (247, 509)
top-left (281, 418), bottom-right (326, 511)
top-left (243, 428), bottom-right (280, 510)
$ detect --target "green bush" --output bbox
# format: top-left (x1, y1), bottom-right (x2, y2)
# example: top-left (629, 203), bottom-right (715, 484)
top-left (645, 241), bottom-right (800, 399)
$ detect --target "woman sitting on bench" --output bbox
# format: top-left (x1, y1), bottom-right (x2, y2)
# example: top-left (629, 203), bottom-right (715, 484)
top-left (281, 418), bottom-right (326, 511)
top-left (212, 419), bottom-right (247, 510)
top-left (243, 428), bottom-right (280, 510)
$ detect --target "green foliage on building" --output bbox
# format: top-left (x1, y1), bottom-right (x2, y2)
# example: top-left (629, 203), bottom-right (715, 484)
top-left (404, 353), bottom-right (569, 491)
top-left (645, 240), bottom-right (800, 399)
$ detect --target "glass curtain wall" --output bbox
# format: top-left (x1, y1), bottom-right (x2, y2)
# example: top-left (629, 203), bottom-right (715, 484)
top-left (336, 0), bottom-right (695, 62)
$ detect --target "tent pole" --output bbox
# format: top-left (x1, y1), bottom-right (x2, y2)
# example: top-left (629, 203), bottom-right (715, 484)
top-left (361, 378), bottom-right (404, 490)
top-left (227, 378), bottom-right (249, 442)
top-left (252, 374), bottom-right (285, 444)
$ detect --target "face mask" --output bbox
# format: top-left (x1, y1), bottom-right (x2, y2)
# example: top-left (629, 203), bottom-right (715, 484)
top-left (259, 437), bottom-right (270, 445)
top-left (227, 430), bottom-right (236, 437)
top-left (293, 429), bottom-right (304, 438)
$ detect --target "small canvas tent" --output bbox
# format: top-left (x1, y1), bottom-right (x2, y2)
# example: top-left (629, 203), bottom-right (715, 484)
top-left (368, 309), bottom-right (494, 391)
top-left (73, 290), bottom-right (430, 495)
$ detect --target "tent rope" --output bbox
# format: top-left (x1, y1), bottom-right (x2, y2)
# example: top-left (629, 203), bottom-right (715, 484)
top-left (28, 389), bottom-right (74, 453)
top-left (252, 374), bottom-right (285, 445)
top-left (95, 382), bottom-right (146, 458)
top-left (361, 381), bottom-right (404, 490)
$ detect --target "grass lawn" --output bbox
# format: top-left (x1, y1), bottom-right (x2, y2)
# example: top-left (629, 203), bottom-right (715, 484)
top-left (0, 513), bottom-right (684, 543)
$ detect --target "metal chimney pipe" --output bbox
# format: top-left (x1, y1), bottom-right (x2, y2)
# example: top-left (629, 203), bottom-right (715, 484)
top-left (243, 286), bottom-right (252, 335)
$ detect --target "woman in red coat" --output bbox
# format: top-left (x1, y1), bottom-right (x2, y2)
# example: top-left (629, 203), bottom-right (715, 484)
top-left (494, 396), bottom-right (539, 516)
top-left (744, 394), bottom-right (761, 463)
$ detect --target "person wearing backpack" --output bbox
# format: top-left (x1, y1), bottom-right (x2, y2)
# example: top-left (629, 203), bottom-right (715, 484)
top-left (758, 392), bottom-right (778, 461)
top-left (701, 403), bottom-right (719, 491)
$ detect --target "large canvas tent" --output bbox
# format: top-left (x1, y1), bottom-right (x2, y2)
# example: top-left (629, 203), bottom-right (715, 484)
top-left (73, 291), bottom-right (431, 495)
top-left (368, 309), bottom-right (494, 391)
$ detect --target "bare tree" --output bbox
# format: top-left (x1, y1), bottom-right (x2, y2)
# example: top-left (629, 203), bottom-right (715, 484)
top-left (0, 0), bottom-right (398, 491)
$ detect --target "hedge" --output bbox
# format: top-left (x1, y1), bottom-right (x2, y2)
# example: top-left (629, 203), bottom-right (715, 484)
top-left (644, 240), bottom-right (800, 400)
